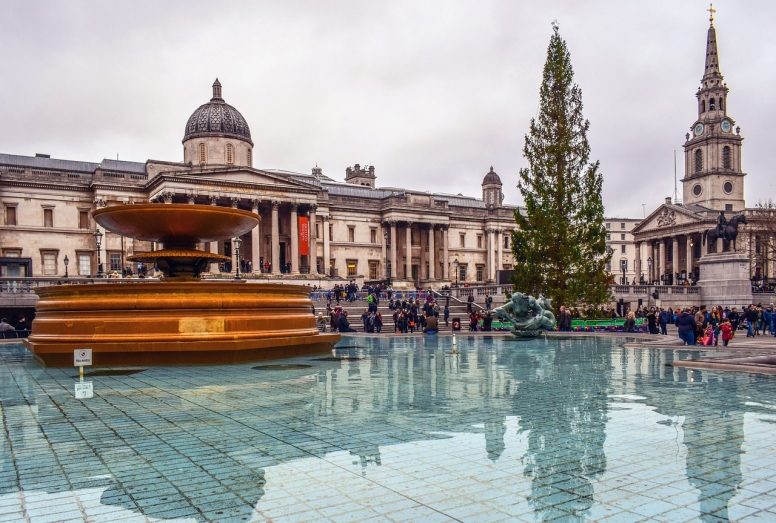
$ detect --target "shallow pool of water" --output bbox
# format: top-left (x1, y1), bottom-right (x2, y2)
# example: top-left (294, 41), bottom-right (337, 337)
top-left (1, 336), bottom-right (775, 522)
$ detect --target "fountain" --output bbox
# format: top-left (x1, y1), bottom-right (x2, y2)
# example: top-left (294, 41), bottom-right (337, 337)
top-left (24, 204), bottom-right (340, 366)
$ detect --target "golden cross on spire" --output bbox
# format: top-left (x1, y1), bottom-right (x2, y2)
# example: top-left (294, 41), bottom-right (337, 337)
top-left (708, 3), bottom-right (716, 24)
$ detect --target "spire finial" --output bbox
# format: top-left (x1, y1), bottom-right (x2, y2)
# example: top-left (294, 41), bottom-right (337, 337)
top-left (708, 3), bottom-right (716, 25)
top-left (212, 78), bottom-right (223, 101)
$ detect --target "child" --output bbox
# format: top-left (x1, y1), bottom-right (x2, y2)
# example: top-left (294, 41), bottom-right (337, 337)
top-left (720, 318), bottom-right (733, 347)
top-left (703, 325), bottom-right (716, 346)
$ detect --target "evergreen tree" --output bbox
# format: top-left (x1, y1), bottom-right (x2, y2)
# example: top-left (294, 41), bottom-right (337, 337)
top-left (511, 24), bottom-right (610, 310)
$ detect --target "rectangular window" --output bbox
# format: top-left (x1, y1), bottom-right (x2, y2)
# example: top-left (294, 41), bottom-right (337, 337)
top-left (43, 208), bottom-right (53, 228)
top-left (459, 233), bottom-right (465, 248)
top-left (109, 253), bottom-right (121, 271)
top-left (459, 264), bottom-right (467, 282)
top-left (79, 254), bottom-right (91, 276)
top-left (621, 234), bottom-right (626, 240)
top-left (315, 223), bottom-right (320, 239)
top-left (370, 229), bottom-right (377, 244)
top-left (42, 252), bottom-right (57, 275)
top-left (348, 227), bottom-right (355, 243)
top-left (5, 206), bottom-right (17, 226)
top-left (621, 245), bottom-right (626, 253)
top-left (347, 260), bottom-right (357, 277)
top-left (369, 261), bottom-right (378, 280)
top-left (620, 223), bottom-right (625, 229)
top-left (606, 262), bottom-right (612, 272)
top-left (329, 224), bottom-right (333, 240)
top-left (725, 204), bottom-right (733, 212)
top-left (503, 235), bottom-right (509, 249)
top-left (477, 235), bottom-right (483, 249)
top-left (606, 234), bottom-right (611, 240)
top-left (79, 211), bottom-right (89, 229)
top-left (476, 265), bottom-right (484, 282)
top-left (605, 223), bottom-right (611, 229)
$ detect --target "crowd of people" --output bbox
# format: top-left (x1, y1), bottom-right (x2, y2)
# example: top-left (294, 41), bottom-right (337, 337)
top-left (0, 316), bottom-right (30, 338)
top-left (622, 303), bottom-right (775, 346)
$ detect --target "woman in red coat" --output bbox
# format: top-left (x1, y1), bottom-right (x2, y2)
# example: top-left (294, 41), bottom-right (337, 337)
top-left (720, 319), bottom-right (734, 347)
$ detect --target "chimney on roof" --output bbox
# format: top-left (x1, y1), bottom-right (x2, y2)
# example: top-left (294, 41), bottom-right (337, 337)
top-left (665, 197), bottom-right (672, 204)
top-left (35, 153), bottom-right (50, 158)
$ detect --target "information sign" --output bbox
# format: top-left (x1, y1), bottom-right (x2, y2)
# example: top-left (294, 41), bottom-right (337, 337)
top-left (74, 349), bottom-right (92, 367)
top-left (75, 382), bottom-right (94, 399)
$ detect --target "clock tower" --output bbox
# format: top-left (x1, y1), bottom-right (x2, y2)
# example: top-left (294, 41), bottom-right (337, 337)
top-left (681, 7), bottom-right (745, 212)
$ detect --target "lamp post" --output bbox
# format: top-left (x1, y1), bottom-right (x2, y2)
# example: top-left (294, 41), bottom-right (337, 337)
top-left (647, 256), bottom-right (653, 284)
top-left (93, 229), bottom-right (103, 277)
top-left (453, 257), bottom-right (460, 286)
top-left (383, 229), bottom-right (390, 284)
top-left (233, 236), bottom-right (242, 280)
top-left (63, 254), bottom-right (69, 279)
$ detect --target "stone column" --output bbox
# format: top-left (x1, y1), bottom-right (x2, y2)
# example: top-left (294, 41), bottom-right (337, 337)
top-left (251, 199), bottom-right (261, 274)
top-left (390, 221), bottom-right (397, 279)
top-left (428, 225), bottom-right (435, 280)
top-left (672, 237), bottom-right (679, 284)
top-left (634, 242), bottom-right (642, 283)
top-left (382, 223), bottom-right (388, 279)
top-left (271, 201), bottom-right (280, 275)
top-left (661, 239), bottom-right (668, 284)
top-left (443, 226), bottom-right (449, 280)
top-left (686, 236), bottom-right (693, 278)
top-left (290, 204), bottom-right (299, 275)
top-left (323, 215), bottom-right (331, 276)
top-left (231, 238), bottom-right (238, 276)
top-left (405, 222), bottom-right (413, 280)
top-left (309, 205), bottom-right (317, 274)
top-left (209, 240), bottom-right (219, 273)
top-left (497, 229), bottom-right (503, 272)
top-left (654, 242), bottom-right (661, 283)
top-left (487, 229), bottom-right (495, 281)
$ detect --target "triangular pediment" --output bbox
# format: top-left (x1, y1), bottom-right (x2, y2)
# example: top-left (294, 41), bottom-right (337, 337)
top-left (633, 204), bottom-right (704, 233)
top-left (170, 168), bottom-right (320, 190)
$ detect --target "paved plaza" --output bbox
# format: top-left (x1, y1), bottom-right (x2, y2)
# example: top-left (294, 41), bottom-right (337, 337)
top-left (1, 335), bottom-right (776, 522)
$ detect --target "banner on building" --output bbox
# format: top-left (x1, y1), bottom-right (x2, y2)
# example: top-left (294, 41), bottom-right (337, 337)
top-left (299, 216), bottom-right (309, 256)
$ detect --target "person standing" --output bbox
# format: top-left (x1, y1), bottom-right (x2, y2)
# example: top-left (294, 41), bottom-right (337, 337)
top-left (647, 308), bottom-right (658, 335)
top-left (720, 318), bottom-right (734, 346)
top-left (676, 309), bottom-right (697, 346)
top-left (623, 311), bottom-right (636, 333)
top-left (467, 294), bottom-right (475, 314)
top-left (658, 308), bottom-right (670, 335)
top-left (485, 294), bottom-right (493, 311)
top-left (745, 305), bottom-right (758, 337)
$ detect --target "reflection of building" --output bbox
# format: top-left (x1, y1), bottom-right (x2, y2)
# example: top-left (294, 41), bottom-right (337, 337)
top-left (605, 218), bottom-right (641, 284)
top-left (0, 81), bottom-right (519, 285)
top-left (633, 13), bottom-right (774, 287)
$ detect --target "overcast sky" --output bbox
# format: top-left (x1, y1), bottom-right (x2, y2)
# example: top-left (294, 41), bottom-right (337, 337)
top-left (1, 1), bottom-right (774, 218)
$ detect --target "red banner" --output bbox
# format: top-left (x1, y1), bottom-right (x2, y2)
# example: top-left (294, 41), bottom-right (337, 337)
top-left (299, 216), bottom-right (309, 256)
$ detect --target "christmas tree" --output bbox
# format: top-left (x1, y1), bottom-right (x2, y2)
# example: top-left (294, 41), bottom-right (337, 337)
top-left (511, 23), bottom-right (611, 311)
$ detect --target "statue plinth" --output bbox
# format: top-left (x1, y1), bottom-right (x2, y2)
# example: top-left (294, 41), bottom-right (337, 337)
top-left (698, 251), bottom-right (753, 308)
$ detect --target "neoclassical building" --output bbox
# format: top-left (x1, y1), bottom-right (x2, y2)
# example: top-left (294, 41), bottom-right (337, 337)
top-left (632, 13), bottom-right (774, 285)
top-left (0, 80), bottom-right (518, 287)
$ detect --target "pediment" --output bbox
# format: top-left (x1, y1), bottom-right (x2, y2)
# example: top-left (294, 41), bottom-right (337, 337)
top-left (176, 168), bottom-right (319, 190)
top-left (633, 204), bottom-right (703, 233)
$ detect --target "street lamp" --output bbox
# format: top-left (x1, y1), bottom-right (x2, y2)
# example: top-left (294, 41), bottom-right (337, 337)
top-left (233, 236), bottom-right (242, 280)
top-left (93, 229), bottom-right (103, 277)
top-left (453, 257), bottom-right (460, 286)
top-left (647, 256), bottom-right (653, 284)
top-left (383, 230), bottom-right (390, 283)
top-left (63, 254), bottom-right (69, 279)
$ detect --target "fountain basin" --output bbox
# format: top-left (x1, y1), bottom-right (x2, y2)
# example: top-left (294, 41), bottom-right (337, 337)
top-left (24, 282), bottom-right (340, 366)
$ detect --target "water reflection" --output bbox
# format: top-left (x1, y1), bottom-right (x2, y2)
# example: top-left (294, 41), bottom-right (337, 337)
top-left (0, 338), bottom-right (774, 522)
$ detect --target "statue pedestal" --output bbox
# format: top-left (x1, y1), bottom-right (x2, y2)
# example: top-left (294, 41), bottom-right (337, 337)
top-left (698, 252), bottom-right (753, 308)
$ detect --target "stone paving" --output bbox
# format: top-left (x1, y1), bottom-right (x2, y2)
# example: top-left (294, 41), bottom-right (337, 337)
top-left (1, 335), bottom-right (776, 522)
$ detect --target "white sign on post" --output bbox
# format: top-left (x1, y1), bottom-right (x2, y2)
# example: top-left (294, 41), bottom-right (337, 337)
top-left (75, 382), bottom-right (94, 399)
top-left (74, 349), bottom-right (92, 367)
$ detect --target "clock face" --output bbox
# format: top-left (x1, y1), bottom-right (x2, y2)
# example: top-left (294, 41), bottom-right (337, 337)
top-left (694, 123), bottom-right (704, 136)
top-left (721, 119), bottom-right (732, 133)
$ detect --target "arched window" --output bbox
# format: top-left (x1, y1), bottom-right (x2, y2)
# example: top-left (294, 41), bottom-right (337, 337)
top-left (247, 148), bottom-right (252, 167)
top-left (226, 143), bottom-right (234, 165)
top-left (709, 98), bottom-right (715, 111)
top-left (694, 149), bottom-right (703, 173)
top-left (198, 143), bottom-right (206, 164)
top-left (719, 97), bottom-right (724, 111)
top-left (722, 146), bottom-right (731, 169)
top-left (701, 100), bottom-right (705, 113)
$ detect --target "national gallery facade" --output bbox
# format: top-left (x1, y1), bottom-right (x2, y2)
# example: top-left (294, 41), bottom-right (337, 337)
top-left (0, 80), bottom-right (518, 287)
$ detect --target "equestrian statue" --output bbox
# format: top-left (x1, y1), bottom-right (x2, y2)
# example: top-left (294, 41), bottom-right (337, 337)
top-left (702, 211), bottom-right (747, 252)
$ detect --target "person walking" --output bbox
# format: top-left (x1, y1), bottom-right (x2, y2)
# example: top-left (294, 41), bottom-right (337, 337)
top-left (745, 305), bottom-right (758, 337)
top-left (623, 311), bottom-right (636, 333)
top-left (467, 294), bottom-right (475, 314)
top-left (720, 318), bottom-right (734, 346)
top-left (443, 305), bottom-right (450, 326)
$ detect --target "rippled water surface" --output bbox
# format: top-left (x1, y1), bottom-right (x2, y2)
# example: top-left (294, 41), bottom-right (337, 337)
top-left (1, 336), bottom-right (776, 522)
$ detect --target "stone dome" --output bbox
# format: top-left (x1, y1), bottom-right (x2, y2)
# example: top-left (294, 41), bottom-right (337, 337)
top-left (183, 79), bottom-right (253, 145)
top-left (482, 166), bottom-right (502, 185)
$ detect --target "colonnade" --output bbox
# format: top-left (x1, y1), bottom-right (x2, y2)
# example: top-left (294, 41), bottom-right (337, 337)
top-left (636, 234), bottom-right (701, 285)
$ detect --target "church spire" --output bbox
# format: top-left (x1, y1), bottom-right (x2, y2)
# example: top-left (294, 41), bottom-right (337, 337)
top-left (703, 5), bottom-right (722, 82)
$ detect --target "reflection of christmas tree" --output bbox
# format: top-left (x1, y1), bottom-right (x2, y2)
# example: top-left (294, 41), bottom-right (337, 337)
top-left (511, 340), bottom-right (611, 522)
